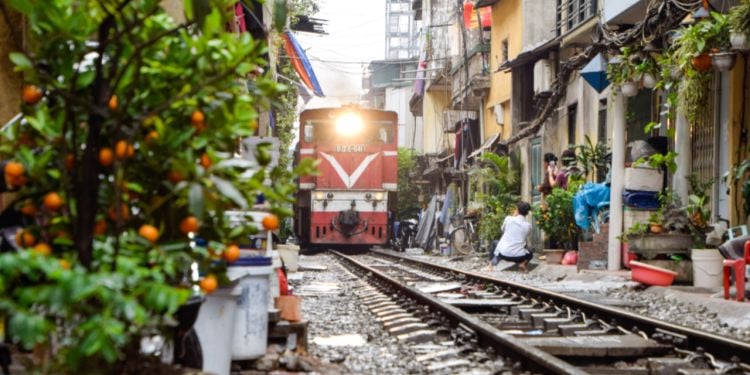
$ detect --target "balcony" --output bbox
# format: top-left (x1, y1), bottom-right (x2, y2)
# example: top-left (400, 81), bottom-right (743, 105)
top-left (556, 0), bottom-right (598, 37)
top-left (602, 0), bottom-right (645, 25)
top-left (449, 42), bottom-right (490, 110)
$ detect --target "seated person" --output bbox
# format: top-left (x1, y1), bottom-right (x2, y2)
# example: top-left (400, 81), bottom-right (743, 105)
top-left (490, 201), bottom-right (533, 272)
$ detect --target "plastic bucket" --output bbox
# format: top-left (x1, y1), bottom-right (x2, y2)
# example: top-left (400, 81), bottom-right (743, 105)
top-left (193, 287), bottom-right (240, 375)
top-left (691, 249), bottom-right (724, 288)
top-left (227, 257), bottom-right (273, 360)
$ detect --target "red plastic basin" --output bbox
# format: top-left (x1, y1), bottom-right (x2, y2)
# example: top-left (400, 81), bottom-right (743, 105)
top-left (629, 261), bottom-right (678, 286)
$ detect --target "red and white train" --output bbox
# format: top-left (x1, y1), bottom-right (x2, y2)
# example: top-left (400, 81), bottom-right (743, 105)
top-left (294, 106), bottom-right (398, 250)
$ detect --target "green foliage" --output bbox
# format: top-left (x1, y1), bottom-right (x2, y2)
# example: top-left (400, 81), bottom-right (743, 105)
top-left (636, 152), bottom-right (678, 174)
top-left (686, 174), bottom-right (714, 247)
top-left (606, 46), bottom-right (639, 87)
top-left (574, 136), bottom-right (609, 183)
top-left (532, 189), bottom-right (578, 250)
top-left (475, 153), bottom-right (521, 241)
top-left (620, 222), bottom-right (650, 243)
top-left (396, 148), bottom-right (421, 221)
top-left (730, 0), bottom-right (750, 37)
top-left (0, 0), bottom-right (315, 370)
top-left (725, 156), bottom-right (750, 217)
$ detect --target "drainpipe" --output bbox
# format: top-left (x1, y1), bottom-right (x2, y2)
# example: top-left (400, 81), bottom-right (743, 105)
top-left (673, 113), bottom-right (691, 204)
top-left (608, 94), bottom-right (625, 271)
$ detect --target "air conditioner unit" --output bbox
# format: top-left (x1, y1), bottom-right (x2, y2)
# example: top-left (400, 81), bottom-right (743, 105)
top-left (533, 59), bottom-right (553, 94)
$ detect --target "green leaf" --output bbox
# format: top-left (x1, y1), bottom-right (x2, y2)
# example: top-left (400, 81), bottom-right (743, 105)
top-left (7, 0), bottom-right (33, 15)
top-left (75, 70), bottom-right (96, 89)
top-left (189, 182), bottom-right (204, 217)
top-left (9, 52), bottom-right (32, 70)
top-left (210, 176), bottom-right (248, 209)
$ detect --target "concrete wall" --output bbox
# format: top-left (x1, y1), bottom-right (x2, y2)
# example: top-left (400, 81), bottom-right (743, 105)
top-left (520, 0), bottom-right (557, 49)
top-left (385, 86), bottom-right (424, 151)
top-left (422, 90), bottom-right (451, 155)
top-left (485, 0), bottom-right (521, 143)
top-left (0, 8), bottom-right (23, 125)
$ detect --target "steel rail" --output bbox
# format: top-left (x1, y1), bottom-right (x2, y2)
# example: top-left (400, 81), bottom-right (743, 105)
top-left (332, 250), bottom-right (586, 375)
top-left (372, 249), bottom-right (750, 363)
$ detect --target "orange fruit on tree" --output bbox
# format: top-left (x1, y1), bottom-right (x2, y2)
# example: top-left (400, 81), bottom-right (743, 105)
top-left (199, 275), bottom-right (218, 294)
top-left (59, 259), bottom-right (71, 269)
top-left (179, 216), bottom-right (200, 234)
top-left (108, 95), bottom-right (118, 111)
top-left (145, 130), bottom-right (159, 143)
top-left (15, 229), bottom-right (36, 247)
top-left (262, 214), bottom-right (280, 231)
top-left (199, 153), bottom-right (212, 169)
top-left (99, 147), bottom-right (114, 166)
top-left (223, 244), bottom-right (240, 263)
top-left (115, 140), bottom-right (135, 160)
top-left (167, 170), bottom-right (184, 183)
top-left (43, 192), bottom-right (64, 211)
top-left (4, 161), bottom-right (24, 178)
top-left (33, 243), bottom-right (52, 256)
top-left (19, 201), bottom-right (36, 216)
top-left (108, 203), bottom-right (130, 221)
top-left (191, 110), bottom-right (205, 125)
top-left (64, 153), bottom-right (75, 170)
top-left (22, 84), bottom-right (43, 105)
top-left (138, 224), bottom-right (159, 243)
top-left (94, 219), bottom-right (108, 235)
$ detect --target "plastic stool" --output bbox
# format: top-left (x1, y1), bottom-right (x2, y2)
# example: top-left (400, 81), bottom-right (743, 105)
top-left (723, 240), bottom-right (750, 302)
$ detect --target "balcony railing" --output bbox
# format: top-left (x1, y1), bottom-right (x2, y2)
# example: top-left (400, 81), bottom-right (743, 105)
top-left (556, 0), bottom-right (598, 36)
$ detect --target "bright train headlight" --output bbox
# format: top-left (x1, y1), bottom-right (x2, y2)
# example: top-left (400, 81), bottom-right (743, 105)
top-left (335, 112), bottom-right (364, 135)
top-left (315, 192), bottom-right (324, 200)
top-left (374, 192), bottom-right (384, 201)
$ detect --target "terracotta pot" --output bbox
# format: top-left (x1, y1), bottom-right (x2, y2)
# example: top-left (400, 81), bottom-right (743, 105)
top-left (731, 32), bottom-right (749, 51)
top-left (710, 52), bottom-right (737, 72)
top-left (620, 81), bottom-right (639, 97)
top-left (650, 223), bottom-right (663, 234)
top-left (642, 73), bottom-right (657, 89)
top-left (543, 249), bottom-right (565, 264)
top-left (691, 53), bottom-right (712, 72)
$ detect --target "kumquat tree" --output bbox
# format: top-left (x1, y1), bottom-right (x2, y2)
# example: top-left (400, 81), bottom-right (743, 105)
top-left (0, 0), bottom-right (314, 371)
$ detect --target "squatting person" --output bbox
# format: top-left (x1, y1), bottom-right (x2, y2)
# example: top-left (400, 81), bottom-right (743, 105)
top-left (489, 201), bottom-right (533, 272)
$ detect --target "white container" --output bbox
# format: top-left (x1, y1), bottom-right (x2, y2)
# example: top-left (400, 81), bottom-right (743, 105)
top-left (624, 167), bottom-right (663, 192)
top-left (277, 244), bottom-right (300, 272)
top-left (691, 249), bottom-right (724, 288)
top-left (623, 207), bottom-right (656, 232)
top-left (193, 287), bottom-right (240, 375)
top-left (227, 257), bottom-right (273, 360)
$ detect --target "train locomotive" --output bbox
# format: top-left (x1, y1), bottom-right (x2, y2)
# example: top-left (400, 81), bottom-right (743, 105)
top-left (294, 106), bottom-right (398, 250)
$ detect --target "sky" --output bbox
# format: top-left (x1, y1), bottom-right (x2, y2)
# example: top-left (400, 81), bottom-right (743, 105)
top-left (295, 0), bottom-right (385, 108)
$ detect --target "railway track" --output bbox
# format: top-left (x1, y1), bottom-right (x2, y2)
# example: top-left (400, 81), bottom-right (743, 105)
top-left (331, 249), bottom-right (750, 374)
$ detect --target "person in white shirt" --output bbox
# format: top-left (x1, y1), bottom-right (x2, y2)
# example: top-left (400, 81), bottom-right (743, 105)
top-left (490, 201), bottom-right (533, 272)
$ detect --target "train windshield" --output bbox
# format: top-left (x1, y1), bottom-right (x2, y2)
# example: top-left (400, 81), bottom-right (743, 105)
top-left (311, 121), bottom-right (394, 145)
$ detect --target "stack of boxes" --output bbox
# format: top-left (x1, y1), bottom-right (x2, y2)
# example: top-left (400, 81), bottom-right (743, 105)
top-left (622, 166), bottom-right (664, 267)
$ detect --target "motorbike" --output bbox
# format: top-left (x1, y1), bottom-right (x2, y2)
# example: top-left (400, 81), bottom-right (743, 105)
top-left (392, 218), bottom-right (418, 251)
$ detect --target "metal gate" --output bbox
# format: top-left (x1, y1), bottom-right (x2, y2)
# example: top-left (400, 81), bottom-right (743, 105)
top-left (691, 74), bottom-right (717, 210)
top-left (530, 137), bottom-right (543, 250)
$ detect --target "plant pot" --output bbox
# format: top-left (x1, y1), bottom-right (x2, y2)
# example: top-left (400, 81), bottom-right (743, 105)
top-left (642, 73), bottom-right (657, 89)
top-left (731, 31), bottom-right (749, 52)
top-left (628, 233), bottom-right (693, 259)
top-left (620, 81), bottom-right (639, 97)
top-left (710, 51), bottom-right (737, 72)
top-left (691, 53), bottom-right (713, 72)
top-left (543, 249), bottom-right (565, 264)
top-left (629, 261), bottom-right (678, 286)
top-left (650, 223), bottom-right (663, 234)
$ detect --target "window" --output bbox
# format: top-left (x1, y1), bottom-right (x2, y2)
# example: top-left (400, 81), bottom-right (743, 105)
top-left (567, 104), bottom-right (577, 146)
top-left (399, 15), bottom-right (410, 33)
top-left (389, 14), bottom-right (398, 32)
top-left (501, 39), bottom-right (509, 63)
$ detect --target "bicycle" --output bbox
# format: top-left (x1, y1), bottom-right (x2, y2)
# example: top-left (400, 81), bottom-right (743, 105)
top-left (449, 212), bottom-right (481, 255)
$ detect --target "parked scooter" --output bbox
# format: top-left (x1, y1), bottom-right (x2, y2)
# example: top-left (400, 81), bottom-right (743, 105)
top-left (392, 218), bottom-right (418, 251)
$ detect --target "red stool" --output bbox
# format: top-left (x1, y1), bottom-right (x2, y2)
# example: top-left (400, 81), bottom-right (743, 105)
top-left (723, 240), bottom-right (750, 302)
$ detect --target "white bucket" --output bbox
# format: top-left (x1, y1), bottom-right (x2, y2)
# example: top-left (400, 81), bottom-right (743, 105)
top-left (193, 287), bottom-right (240, 375)
top-left (227, 257), bottom-right (273, 360)
top-left (691, 249), bottom-right (724, 288)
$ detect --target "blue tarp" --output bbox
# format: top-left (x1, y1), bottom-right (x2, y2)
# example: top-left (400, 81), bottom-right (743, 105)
top-left (574, 183), bottom-right (611, 230)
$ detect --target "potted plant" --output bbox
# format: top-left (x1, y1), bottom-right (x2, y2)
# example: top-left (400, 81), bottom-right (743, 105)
top-left (607, 47), bottom-right (640, 97)
top-left (533, 188), bottom-right (579, 262)
top-left (636, 56), bottom-right (659, 89)
top-left (729, 0), bottom-right (750, 51)
top-left (706, 12), bottom-right (736, 71)
top-left (649, 210), bottom-right (664, 234)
